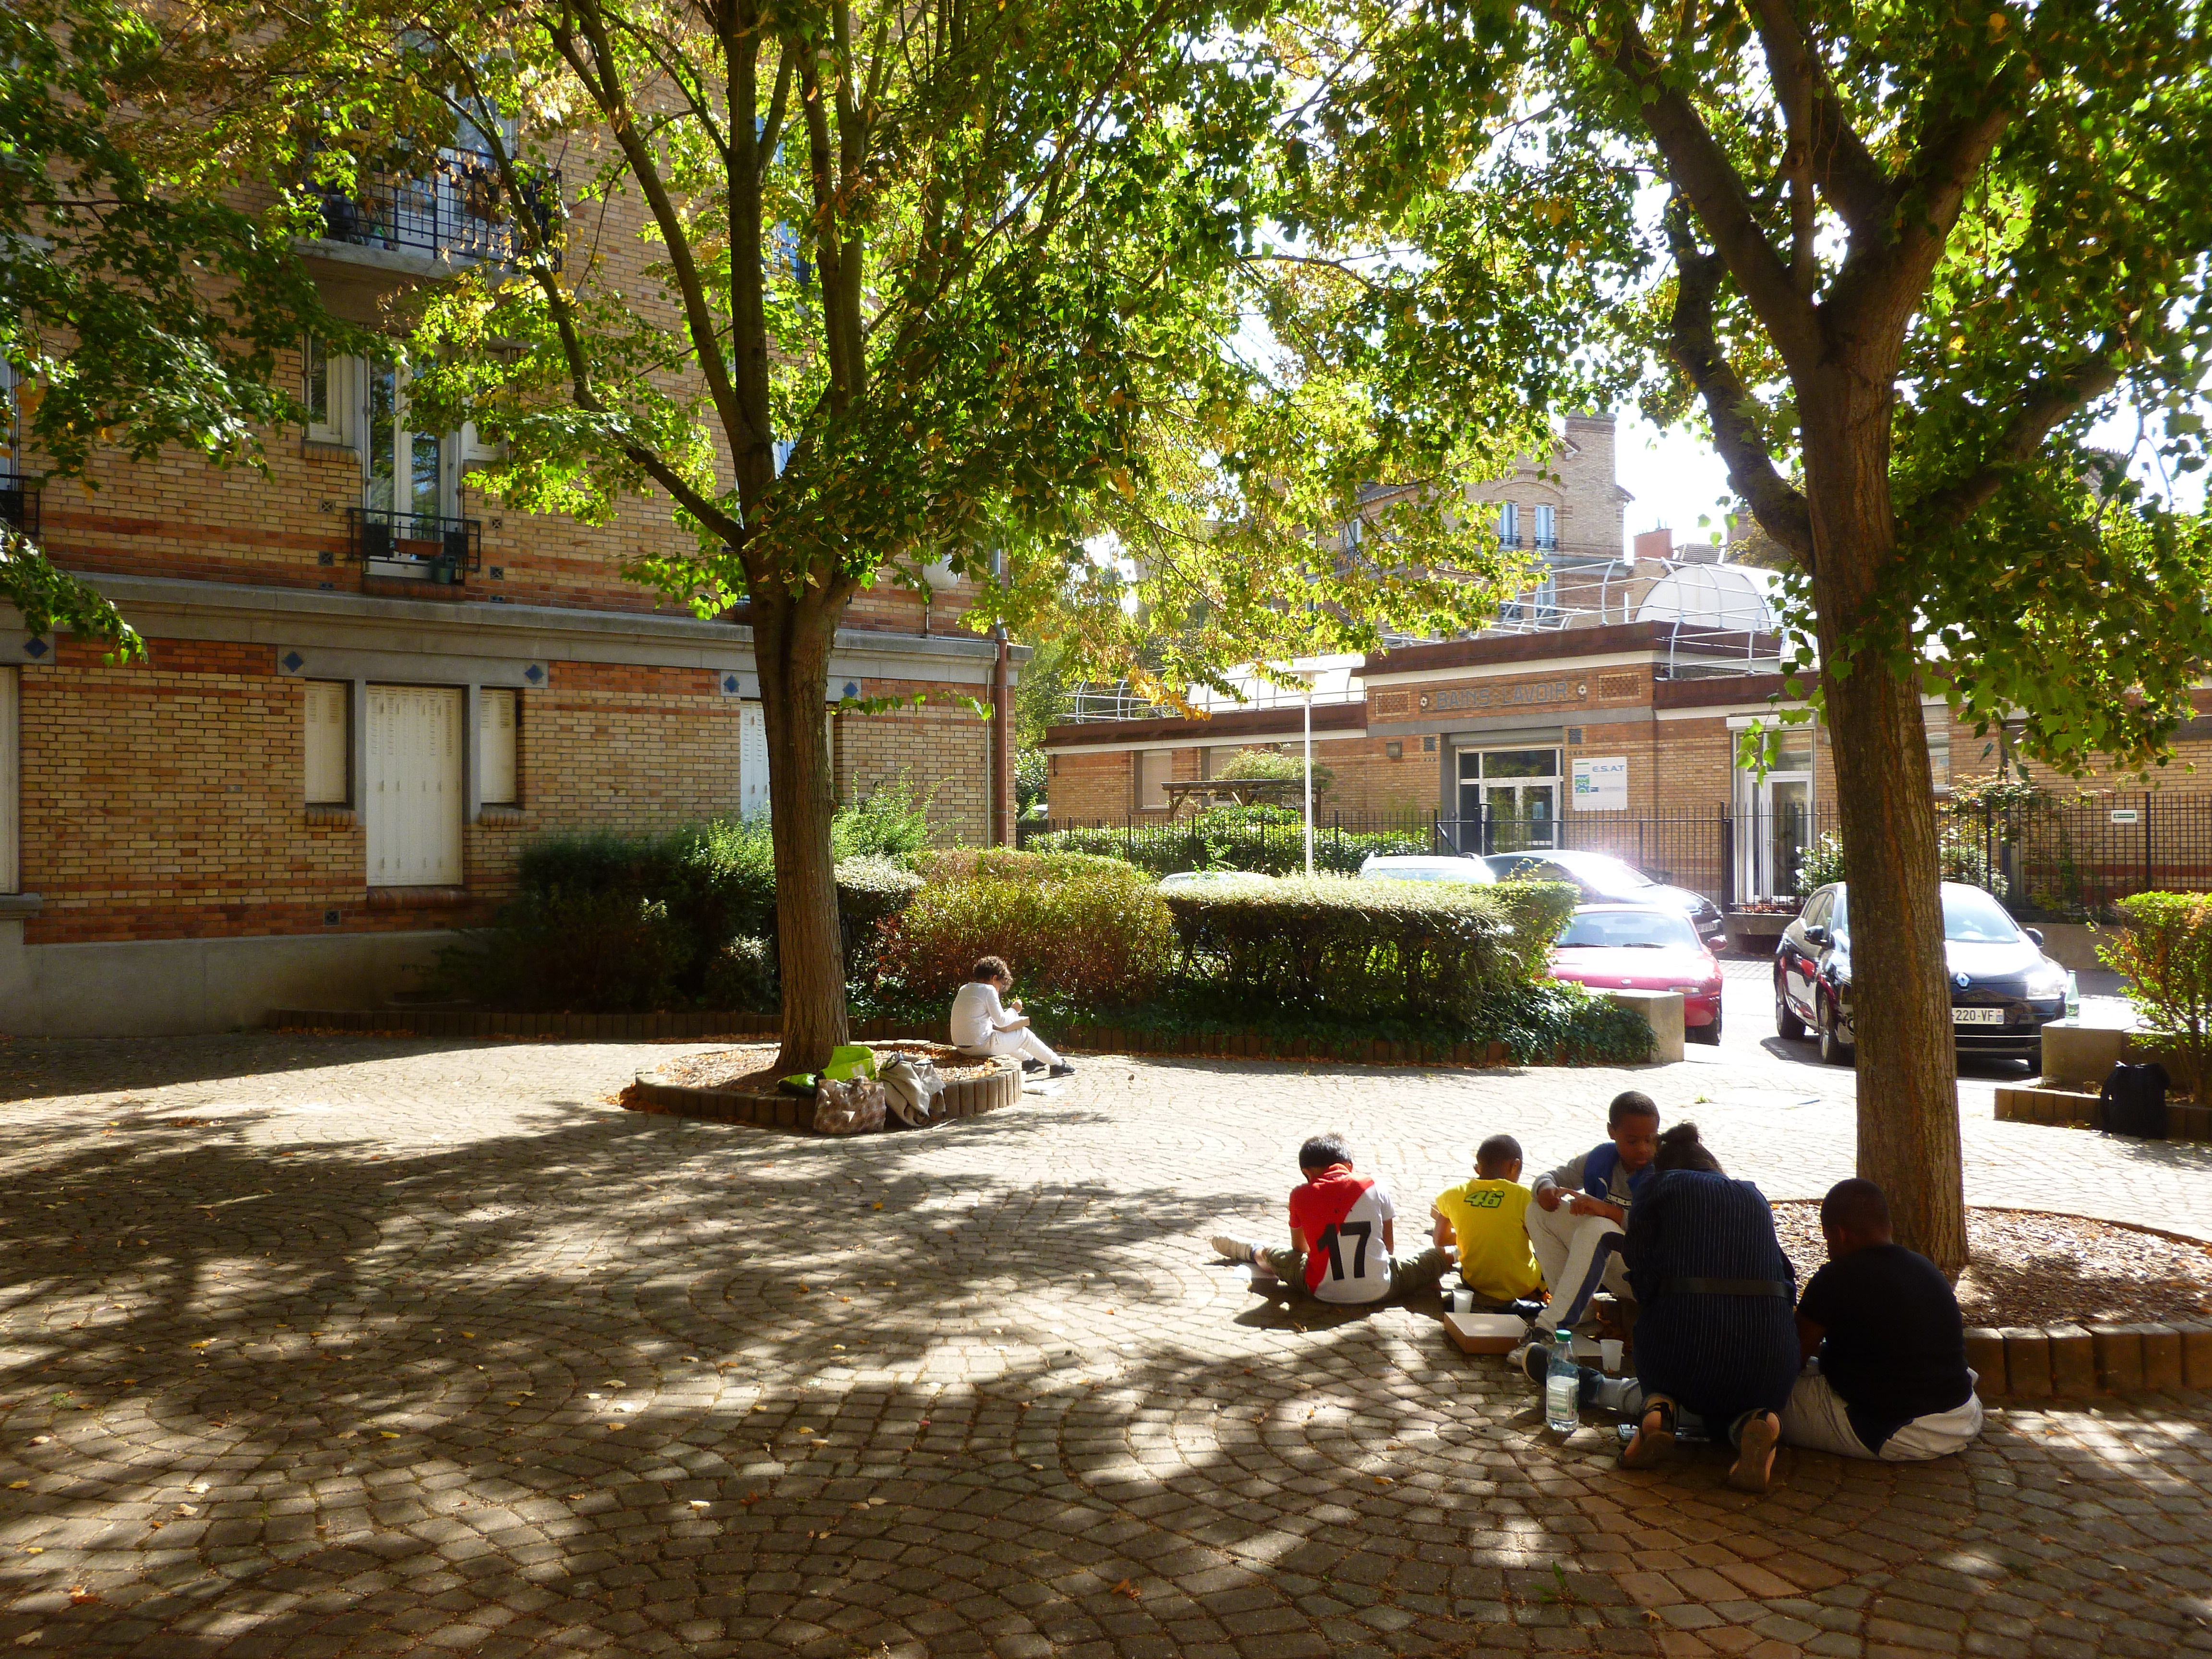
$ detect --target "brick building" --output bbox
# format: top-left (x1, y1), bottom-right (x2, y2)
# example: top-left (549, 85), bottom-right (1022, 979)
top-left (0, 144), bottom-right (1015, 1036)
top-left (1045, 419), bottom-right (2212, 909)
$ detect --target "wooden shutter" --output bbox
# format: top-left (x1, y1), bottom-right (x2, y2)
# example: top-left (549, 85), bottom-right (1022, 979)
top-left (303, 682), bottom-right (349, 804)
top-left (479, 688), bottom-right (517, 805)
top-left (0, 667), bottom-right (16, 894)
top-left (739, 703), bottom-right (769, 820)
top-left (366, 685), bottom-right (464, 887)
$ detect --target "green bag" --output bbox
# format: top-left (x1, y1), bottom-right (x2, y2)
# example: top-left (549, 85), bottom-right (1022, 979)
top-left (821, 1044), bottom-right (878, 1083)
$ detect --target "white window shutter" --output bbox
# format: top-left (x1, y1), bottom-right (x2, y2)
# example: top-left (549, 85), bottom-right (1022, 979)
top-left (367, 685), bottom-right (465, 886)
top-left (303, 682), bottom-right (349, 804)
top-left (479, 688), bottom-right (518, 805)
top-left (739, 703), bottom-right (769, 820)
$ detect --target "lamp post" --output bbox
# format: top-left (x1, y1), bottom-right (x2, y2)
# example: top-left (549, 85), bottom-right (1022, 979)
top-left (1286, 662), bottom-right (1329, 877)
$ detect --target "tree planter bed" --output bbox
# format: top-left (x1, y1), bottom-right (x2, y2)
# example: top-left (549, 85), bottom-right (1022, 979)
top-left (622, 1042), bottom-right (1021, 1132)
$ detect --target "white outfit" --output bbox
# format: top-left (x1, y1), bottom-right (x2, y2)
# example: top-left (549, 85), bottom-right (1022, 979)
top-left (1524, 1197), bottom-right (1632, 1325)
top-left (1779, 1364), bottom-right (1984, 1462)
top-left (950, 981), bottom-right (1061, 1068)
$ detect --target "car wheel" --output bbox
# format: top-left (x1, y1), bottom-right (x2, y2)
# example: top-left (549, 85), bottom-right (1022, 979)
top-left (1818, 1000), bottom-right (1856, 1067)
top-left (1775, 975), bottom-right (1806, 1040)
top-left (2024, 1037), bottom-right (2043, 1077)
top-left (1690, 1003), bottom-right (1723, 1046)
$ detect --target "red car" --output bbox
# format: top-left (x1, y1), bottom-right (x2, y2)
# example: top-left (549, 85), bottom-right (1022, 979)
top-left (1547, 903), bottom-right (1725, 1045)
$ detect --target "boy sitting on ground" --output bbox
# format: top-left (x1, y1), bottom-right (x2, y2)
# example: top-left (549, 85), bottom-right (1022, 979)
top-left (950, 955), bottom-right (1074, 1078)
top-left (1431, 1133), bottom-right (1546, 1310)
top-left (1526, 1090), bottom-right (1660, 1330)
top-left (1211, 1134), bottom-right (1450, 1306)
top-left (1781, 1178), bottom-right (1984, 1462)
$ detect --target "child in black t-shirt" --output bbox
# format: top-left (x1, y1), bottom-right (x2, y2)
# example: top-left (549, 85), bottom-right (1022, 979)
top-left (1781, 1179), bottom-right (1983, 1461)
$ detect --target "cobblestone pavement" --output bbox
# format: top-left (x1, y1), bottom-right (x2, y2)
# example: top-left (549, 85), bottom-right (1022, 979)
top-left (2, 1034), bottom-right (2211, 1658)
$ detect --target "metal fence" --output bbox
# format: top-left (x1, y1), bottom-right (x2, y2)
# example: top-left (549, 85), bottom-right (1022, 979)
top-left (315, 149), bottom-right (562, 270)
top-left (1959, 794), bottom-right (2212, 917)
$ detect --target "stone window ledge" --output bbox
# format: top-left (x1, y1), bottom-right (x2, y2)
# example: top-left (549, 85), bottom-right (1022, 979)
top-left (0, 892), bottom-right (43, 917)
top-left (365, 886), bottom-right (473, 912)
top-left (476, 805), bottom-right (526, 827)
top-left (304, 805), bottom-right (359, 828)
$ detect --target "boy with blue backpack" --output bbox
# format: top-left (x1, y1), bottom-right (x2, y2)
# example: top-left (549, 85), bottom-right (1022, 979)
top-left (1525, 1090), bottom-right (1660, 1330)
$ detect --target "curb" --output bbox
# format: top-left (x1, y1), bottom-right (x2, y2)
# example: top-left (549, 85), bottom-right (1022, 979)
top-left (1967, 1321), bottom-right (2212, 1400)
top-left (626, 1055), bottom-right (1022, 1133)
top-left (1994, 1083), bottom-right (2212, 1142)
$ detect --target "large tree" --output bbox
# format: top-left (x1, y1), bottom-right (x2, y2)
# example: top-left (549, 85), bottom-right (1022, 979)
top-left (0, 0), bottom-right (347, 652)
top-left (1292, 0), bottom-right (2212, 1269)
top-left (156, 0), bottom-right (1606, 1072)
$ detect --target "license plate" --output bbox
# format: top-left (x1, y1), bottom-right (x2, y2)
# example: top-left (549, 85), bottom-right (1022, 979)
top-left (1952, 1007), bottom-right (2006, 1026)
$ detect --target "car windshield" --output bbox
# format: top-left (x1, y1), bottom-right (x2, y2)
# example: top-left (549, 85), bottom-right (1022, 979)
top-left (1392, 866), bottom-right (1482, 883)
top-left (1555, 910), bottom-right (1699, 950)
top-left (1942, 887), bottom-right (2022, 943)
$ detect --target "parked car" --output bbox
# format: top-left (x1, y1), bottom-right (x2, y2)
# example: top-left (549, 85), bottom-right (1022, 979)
top-left (1484, 849), bottom-right (1725, 942)
top-left (1357, 854), bottom-right (1496, 886)
top-left (1158, 869), bottom-right (1273, 891)
top-left (1547, 904), bottom-right (1725, 1044)
top-left (1775, 880), bottom-right (2068, 1067)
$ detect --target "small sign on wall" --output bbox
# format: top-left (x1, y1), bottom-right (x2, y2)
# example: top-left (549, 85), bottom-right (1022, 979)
top-left (1572, 756), bottom-right (1628, 811)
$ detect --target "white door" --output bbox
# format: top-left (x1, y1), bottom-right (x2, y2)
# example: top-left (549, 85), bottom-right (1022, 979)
top-left (738, 703), bottom-right (769, 820)
top-left (366, 685), bottom-right (464, 886)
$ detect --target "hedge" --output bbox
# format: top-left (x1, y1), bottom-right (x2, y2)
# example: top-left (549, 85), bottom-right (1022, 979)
top-left (1027, 805), bottom-right (1431, 878)
top-left (878, 849), bottom-right (1175, 1008)
top-left (1161, 877), bottom-right (1578, 1024)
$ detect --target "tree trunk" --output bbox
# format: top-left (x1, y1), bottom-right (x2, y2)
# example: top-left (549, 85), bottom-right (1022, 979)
top-left (1802, 373), bottom-right (1968, 1278)
top-left (756, 597), bottom-right (849, 1075)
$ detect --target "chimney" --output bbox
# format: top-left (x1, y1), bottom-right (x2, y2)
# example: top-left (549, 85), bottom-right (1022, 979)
top-left (1633, 528), bottom-right (1674, 565)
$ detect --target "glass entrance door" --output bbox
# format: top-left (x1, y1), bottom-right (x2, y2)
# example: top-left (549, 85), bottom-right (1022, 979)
top-left (365, 361), bottom-right (457, 524)
top-left (1456, 747), bottom-right (1561, 853)
top-left (1734, 729), bottom-right (1815, 899)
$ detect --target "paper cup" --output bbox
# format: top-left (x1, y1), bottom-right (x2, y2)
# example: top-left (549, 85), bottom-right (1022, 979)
top-left (1451, 1288), bottom-right (1474, 1313)
top-left (1600, 1338), bottom-right (1624, 1374)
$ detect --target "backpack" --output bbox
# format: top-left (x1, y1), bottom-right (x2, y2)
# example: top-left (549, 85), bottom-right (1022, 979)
top-left (878, 1054), bottom-right (947, 1127)
top-left (2099, 1061), bottom-right (2170, 1139)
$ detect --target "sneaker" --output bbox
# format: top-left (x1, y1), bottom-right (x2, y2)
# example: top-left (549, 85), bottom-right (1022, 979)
top-left (1210, 1236), bottom-right (1257, 1265)
top-left (1727, 1410), bottom-right (1781, 1495)
top-left (1021, 1059), bottom-right (1046, 1074)
top-left (1505, 1297), bottom-right (1548, 1323)
top-left (1047, 1062), bottom-right (1076, 1078)
top-left (1517, 1341), bottom-right (1551, 1387)
top-left (1621, 1396), bottom-right (1677, 1469)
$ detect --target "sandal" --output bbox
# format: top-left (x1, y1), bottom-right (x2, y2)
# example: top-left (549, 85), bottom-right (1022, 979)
top-left (1728, 1410), bottom-right (1781, 1494)
top-left (1621, 1394), bottom-right (1676, 1469)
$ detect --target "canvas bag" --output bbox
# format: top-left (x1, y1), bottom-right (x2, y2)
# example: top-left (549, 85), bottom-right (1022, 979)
top-left (2099, 1060), bottom-right (2170, 1139)
top-left (878, 1054), bottom-right (947, 1127)
top-left (813, 1077), bottom-right (887, 1135)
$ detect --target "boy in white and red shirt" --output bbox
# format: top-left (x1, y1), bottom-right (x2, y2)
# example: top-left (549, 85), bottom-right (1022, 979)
top-left (1211, 1134), bottom-right (1448, 1305)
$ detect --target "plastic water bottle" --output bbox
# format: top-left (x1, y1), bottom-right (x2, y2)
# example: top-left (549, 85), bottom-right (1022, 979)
top-left (1545, 1328), bottom-right (1580, 1433)
top-left (2064, 970), bottom-right (2080, 1020)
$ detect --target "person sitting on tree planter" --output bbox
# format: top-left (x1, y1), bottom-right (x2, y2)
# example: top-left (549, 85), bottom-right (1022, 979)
top-left (1781, 1179), bottom-right (1984, 1462)
top-left (950, 956), bottom-right (1075, 1079)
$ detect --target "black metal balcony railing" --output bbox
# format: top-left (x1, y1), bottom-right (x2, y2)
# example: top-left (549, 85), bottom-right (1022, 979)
top-left (0, 475), bottom-right (37, 541)
top-left (347, 507), bottom-right (483, 584)
top-left (316, 149), bottom-right (562, 271)
top-left (1497, 531), bottom-right (1524, 548)
top-left (1533, 534), bottom-right (1560, 551)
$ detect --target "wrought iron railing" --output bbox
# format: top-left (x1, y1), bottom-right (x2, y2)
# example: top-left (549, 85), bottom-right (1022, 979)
top-left (346, 507), bottom-right (483, 584)
top-left (0, 476), bottom-right (36, 541)
top-left (315, 149), bottom-right (562, 270)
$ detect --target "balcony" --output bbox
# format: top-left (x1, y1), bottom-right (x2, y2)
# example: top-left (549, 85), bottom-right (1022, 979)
top-left (347, 508), bottom-right (483, 594)
top-left (313, 149), bottom-right (562, 272)
top-left (0, 476), bottom-right (36, 541)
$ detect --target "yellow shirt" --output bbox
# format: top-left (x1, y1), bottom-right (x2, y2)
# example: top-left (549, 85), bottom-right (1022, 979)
top-left (1434, 1178), bottom-right (1544, 1303)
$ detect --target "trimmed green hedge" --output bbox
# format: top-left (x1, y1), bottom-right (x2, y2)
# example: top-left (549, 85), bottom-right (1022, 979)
top-left (1028, 805), bottom-right (1431, 877)
top-left (2100, 891), bottom-right (2212, 1098)
top-left (1160, 876), bottom-right (1577, 1024)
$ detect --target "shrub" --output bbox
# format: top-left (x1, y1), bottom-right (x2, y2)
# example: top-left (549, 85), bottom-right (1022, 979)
top-left (2099, 892), bottom-right (2212, 1100)
top-left (701, 934), bottom-right (779, 1012)
top-left (833, 779), bottom-right (935, 863)
top-left (1794, 826), bottom-right (2007, 900)
top-left (1015, 747), bottom-right (1049, 818)
top-left (1214, 745), bottom-right (1335, 799)
top-left (1794, 830), bottom-right (1846, 895)
top-left (835, 855), bottom-right (927, 982)
top-left (435, 888), bottom-right (692, 1011)
top-left (1161, 877), bottom-right (1576, 1025)
top-left (1475, 980), bottom-right (1656, 1065)
top-left (1028, 805), bottom-right (1430, 878)
top-left (879, 850), bottom-right (1175, 1008)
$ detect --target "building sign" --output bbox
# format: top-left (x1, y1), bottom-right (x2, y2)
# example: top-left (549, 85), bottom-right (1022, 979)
top-left (1422, 678), bottom-right (1579, 714)
top-left (1572, 756), bottom-right (1628, 811)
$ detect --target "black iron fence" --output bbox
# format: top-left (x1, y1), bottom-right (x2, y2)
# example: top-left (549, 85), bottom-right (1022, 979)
top-left (347, 507), bottom-right (483, 582)
top-left (1021, 796), bottom-right (2212, 916)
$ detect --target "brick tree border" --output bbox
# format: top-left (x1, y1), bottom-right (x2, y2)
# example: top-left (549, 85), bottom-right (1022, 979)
top-left (1968, 1321), bottom-right (2212, 1400)
top-left (625, 1052), bottom-right (1022, 1131)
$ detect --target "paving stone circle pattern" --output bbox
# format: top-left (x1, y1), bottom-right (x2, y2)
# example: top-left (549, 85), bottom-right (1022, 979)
top-left (3, 1033), bottom-right (2212, 1657)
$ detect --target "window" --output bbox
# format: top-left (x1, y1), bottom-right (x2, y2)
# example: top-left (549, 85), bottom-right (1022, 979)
top-left (1532, 504), bottom-right (1557, 550)
top-left (1495, 502), bottom-right (1519, 546)
top-left (304, 681), bottom-right (350, 805)
top-left (0, 359), bottom-right (19, 476)
top-left (366, 685), bottom-right (464, 886)
top-left (304, 336), bottom-right (360, 447)
top-left (0, 667), bottom-right (17, 894)
top-left (366, 360), bottom-right (460, 523)
top-left (1137, 749), bottom-right (1173, 810)
top-left (1925, 709), bottom-right (1951, 793)
top-left (479, 688), bottom-right (518, 805)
